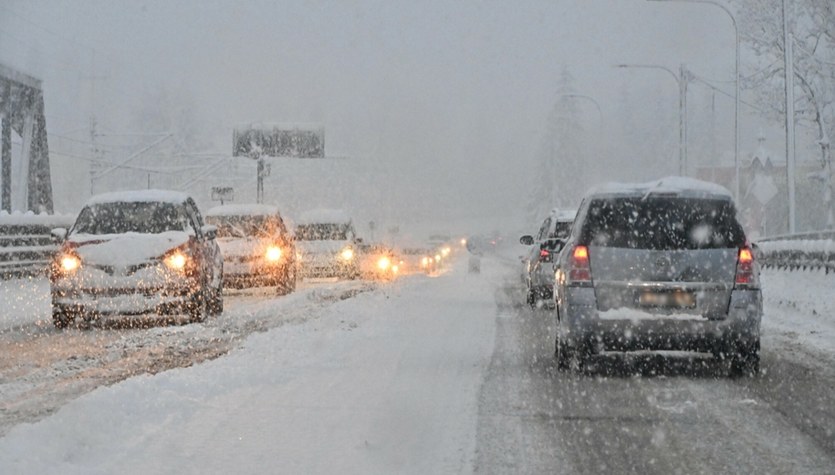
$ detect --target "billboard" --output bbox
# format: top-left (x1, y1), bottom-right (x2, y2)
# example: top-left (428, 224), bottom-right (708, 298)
top-left (233, 124), bottom-right (325, 159)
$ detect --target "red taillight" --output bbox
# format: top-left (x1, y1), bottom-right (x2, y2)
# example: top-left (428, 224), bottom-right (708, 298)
top-left (539, 248), bottom-right (551, 262)
top-left (734, 246), bottom-right (758, 288)
top-left (567, 245), bottom-right (592, 285)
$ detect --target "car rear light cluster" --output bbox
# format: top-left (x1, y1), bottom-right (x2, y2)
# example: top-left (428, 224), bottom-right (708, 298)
top-left (566, 245), bottom-right (592, 286)
top-left (734, 245), bottom-right (759, 289)
top-left (539, 248), bottom-right (551, 262)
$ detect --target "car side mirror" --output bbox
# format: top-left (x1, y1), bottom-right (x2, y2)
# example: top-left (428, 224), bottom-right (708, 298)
top-left (201, 224), bottom-right (218, 240)
top-left (51, 227), bottom-right (67, 243)
top-left (519, 235), bottom-right (534, 246)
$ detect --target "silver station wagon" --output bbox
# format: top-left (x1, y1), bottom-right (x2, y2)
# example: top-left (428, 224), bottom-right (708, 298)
top-left (553, 177), bottom-right (762, 376)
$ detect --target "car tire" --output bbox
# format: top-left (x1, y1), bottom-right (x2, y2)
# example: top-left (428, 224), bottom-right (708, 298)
top-left (555, 328), bottom-right (573, 370)
top-left (208, 280), bottom-right (224, 316)
top-left (189, 285), bottom-right (209, 324)
top-left (729, 339), bottom-right (760, 377)
top-left (277, 268), bottom-right (296, 295)
top-left (52, 309), bottom-right (73, 329)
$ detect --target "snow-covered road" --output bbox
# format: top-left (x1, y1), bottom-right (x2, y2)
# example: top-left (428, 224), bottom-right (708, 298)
top-left (1, 251), bottom-right (834, 473)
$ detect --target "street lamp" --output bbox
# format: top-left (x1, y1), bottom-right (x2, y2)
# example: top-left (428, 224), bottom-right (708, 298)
top-left (647, 0), bottom-right (740, 199)
top-left (614, 63), bottom-right (688, 176)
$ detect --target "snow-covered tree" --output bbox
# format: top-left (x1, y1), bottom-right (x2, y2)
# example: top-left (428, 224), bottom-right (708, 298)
top-left (737, 0), bottom-right (835, 228)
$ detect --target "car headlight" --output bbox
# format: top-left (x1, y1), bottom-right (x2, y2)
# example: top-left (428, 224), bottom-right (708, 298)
top-left (392, 264), bottom-right (399, 274)
top-left (435, 254), bottom-right (441, 262)
top-left (341, 248), bottom-right (354, 260)
top-left (377, 256), bottom-right (391, 270)
top-left (164, 251), bottom-right (188, 271)
top-left (442, 247), bottom-right (451, 256)
top-left (265, 246), bottom-right (282, 262)
top-left (59, 254), bottom-right (81, 273)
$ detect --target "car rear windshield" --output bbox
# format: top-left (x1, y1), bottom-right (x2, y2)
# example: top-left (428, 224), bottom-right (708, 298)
top-left (295, 223), bottom-right (348, 241)
top-left (72, 202), bottom-right (189, 235)
top-left (206, 215), bottom-right (278, 238)
top-left (579, 197), bottom-right (746, 250)
top-left (550, 222), bottom-right (572, 239)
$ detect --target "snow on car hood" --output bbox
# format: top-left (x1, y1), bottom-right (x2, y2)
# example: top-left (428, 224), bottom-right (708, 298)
top-left (69, 231), bottom-right (191, 266)
top-left (216, 237), bottom-right (264, 258)
top-left (295, 240), bottom-right (350, 255)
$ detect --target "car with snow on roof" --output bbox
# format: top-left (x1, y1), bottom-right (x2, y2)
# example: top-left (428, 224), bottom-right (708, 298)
top-left (205, 204), bottom-right (296, 294)
top-left (520, 208), bottom-right (576, 307)
top-left (553, 177), bottom-right (762, 376)
top-left (294, 209), bottom-right (360, 279)
top-left (49, 190), bottom-right (223, 328)
top-left (357, 243), bottom-right (400, 280)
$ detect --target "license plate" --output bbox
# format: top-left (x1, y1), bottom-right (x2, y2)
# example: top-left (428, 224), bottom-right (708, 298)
top-left (639, 291), bottom-right (696, 309)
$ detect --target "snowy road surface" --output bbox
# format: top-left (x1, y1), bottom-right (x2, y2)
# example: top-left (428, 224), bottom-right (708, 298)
top-left (1, 252), bottom-right (834, 473)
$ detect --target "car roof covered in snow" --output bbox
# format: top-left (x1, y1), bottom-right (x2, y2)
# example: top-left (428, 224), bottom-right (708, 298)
top-left (550, 208), bottom-right (577, 222)
top-left (586, 176), bottom-right (733, 201)
top-left (84, 189), bottom-right (190, 206)
top-left (296, 208), bottom-right (351, 225)
top-left (205, 204), bottom-right (280, 217)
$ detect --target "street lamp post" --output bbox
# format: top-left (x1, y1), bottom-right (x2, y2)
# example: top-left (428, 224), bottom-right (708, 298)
top-left (614, 63), bottom-right (688, 176)
top-left (647, 0), bottom-right (740, 200)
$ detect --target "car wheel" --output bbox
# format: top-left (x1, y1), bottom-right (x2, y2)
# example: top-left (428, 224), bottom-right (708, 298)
top-left (729, 339), bottom-right (760, 377)
top-left (555, 327), bottom-right (573, 370)
top-left (188, 285), bottom-right (209, 324)
top-left (208, 280), bottom-right (224, 316)
top-left (52, 309), bottom-right (73, 329)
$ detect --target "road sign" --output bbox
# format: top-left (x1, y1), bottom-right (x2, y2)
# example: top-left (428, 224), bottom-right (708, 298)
top-left (211, 186), bottom-right (234, 204)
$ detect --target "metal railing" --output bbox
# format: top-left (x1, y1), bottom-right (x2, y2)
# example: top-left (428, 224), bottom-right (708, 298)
top-left (0, 214), bottom-right (74, 278)
top-left (756, 232), bottom-right (835, 274)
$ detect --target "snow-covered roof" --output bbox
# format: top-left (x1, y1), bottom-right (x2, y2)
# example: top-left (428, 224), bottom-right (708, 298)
top-left (550, 208), bottom-right (577, 222)
top-left (85, 189), bottom-right (190, 206)
top-left (0, 211), bottom-right (75, 226)
top-left (234, 122), bottom-right (324, 132)
top-left (296, 208), bottom-right (351, 225)
top-left (587, 176), bottom-right (732, 200)
top-left (205, 204), bottom-right (280, 217)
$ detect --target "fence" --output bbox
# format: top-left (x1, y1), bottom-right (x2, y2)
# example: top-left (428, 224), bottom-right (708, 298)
top-left (0, 213), bottom-right (74, 278)
top-left (756, 233), bottom-right (835, 274)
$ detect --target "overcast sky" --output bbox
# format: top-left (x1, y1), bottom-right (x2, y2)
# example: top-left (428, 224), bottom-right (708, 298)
top-left (2, 0), bottom-right (762, 233)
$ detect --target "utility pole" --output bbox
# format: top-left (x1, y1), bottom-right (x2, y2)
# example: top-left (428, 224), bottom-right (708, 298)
top-left (783, 0), bottom-right (797, 233)
top-left (679, 63), bottom-right (689, 176)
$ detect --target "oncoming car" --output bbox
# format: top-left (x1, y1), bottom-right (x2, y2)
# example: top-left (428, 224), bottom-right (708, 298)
top-left (358, 243), bottom-right (399, 280)
top-left (205, 204), bottom-right (296, 294)
top-left (49, 190), bottom-right (224, 328)
top-left (294, 209), bottom-right (359, 279)
top-left (553, 177), bottom-right (762, 376)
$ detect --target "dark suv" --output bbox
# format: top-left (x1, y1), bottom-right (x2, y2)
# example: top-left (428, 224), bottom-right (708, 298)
top-left (553, 178), bottom-right (762, 376)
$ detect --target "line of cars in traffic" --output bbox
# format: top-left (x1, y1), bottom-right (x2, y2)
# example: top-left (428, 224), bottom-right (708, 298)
top-left (520, 177), bottom-right (763, 376)
top-left (48, 189), bottom-right (452, 329)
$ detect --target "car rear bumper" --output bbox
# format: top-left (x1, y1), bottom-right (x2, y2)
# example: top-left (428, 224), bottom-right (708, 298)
top-left (560, 287), bottom-right (762, 352)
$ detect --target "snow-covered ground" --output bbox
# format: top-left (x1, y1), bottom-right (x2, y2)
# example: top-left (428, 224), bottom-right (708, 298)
top-left (0, 257), bottom-right (500, 474)
top-left (0, 253), bottom-right (834, 473)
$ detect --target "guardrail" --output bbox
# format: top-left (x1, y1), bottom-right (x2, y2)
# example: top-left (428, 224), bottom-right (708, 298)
top-left (756, 233), bottom-right (835, 274)
top-left (0, 213), bottom-right (75, 278)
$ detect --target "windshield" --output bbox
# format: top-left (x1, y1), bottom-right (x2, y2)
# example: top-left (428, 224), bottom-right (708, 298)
top-left (71, 202), bottom-right (190, 235)
top-left (295, 223), bottom-right (348, 241)
top-left (206, 215), bottom-right (277, 238)
top-left (580, 197), bottom-right (746, 250)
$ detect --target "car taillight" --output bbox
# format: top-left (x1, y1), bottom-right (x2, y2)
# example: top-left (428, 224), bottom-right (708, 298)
top-left (734, 245), bottom-right (759, 289)
top-left (539, 248), bottom-right (551, 262)
top-left (566, 245), bottom-right (592, 286)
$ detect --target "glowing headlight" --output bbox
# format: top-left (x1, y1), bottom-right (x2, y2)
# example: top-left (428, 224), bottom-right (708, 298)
top-left (165, 252), bottom-right (188, 271)
top-left (435, 254), bottom-right (441, 262)
top-left (341, 248), bottom-right (354, 260)
top-left (60, 255), bottom-right (81, 273)
top-left (421, 257), bottom-right (429, 267)
top-left (392, 264), bottom-right (399, 274)
top-left (442, 247), bottom-right (451, 256)
top-left (377, 256), bottom-right (391, 270)
top-left (460, 238), bottom-right (467, 246)
top-left (265, 246), bottom-right (282, 262)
